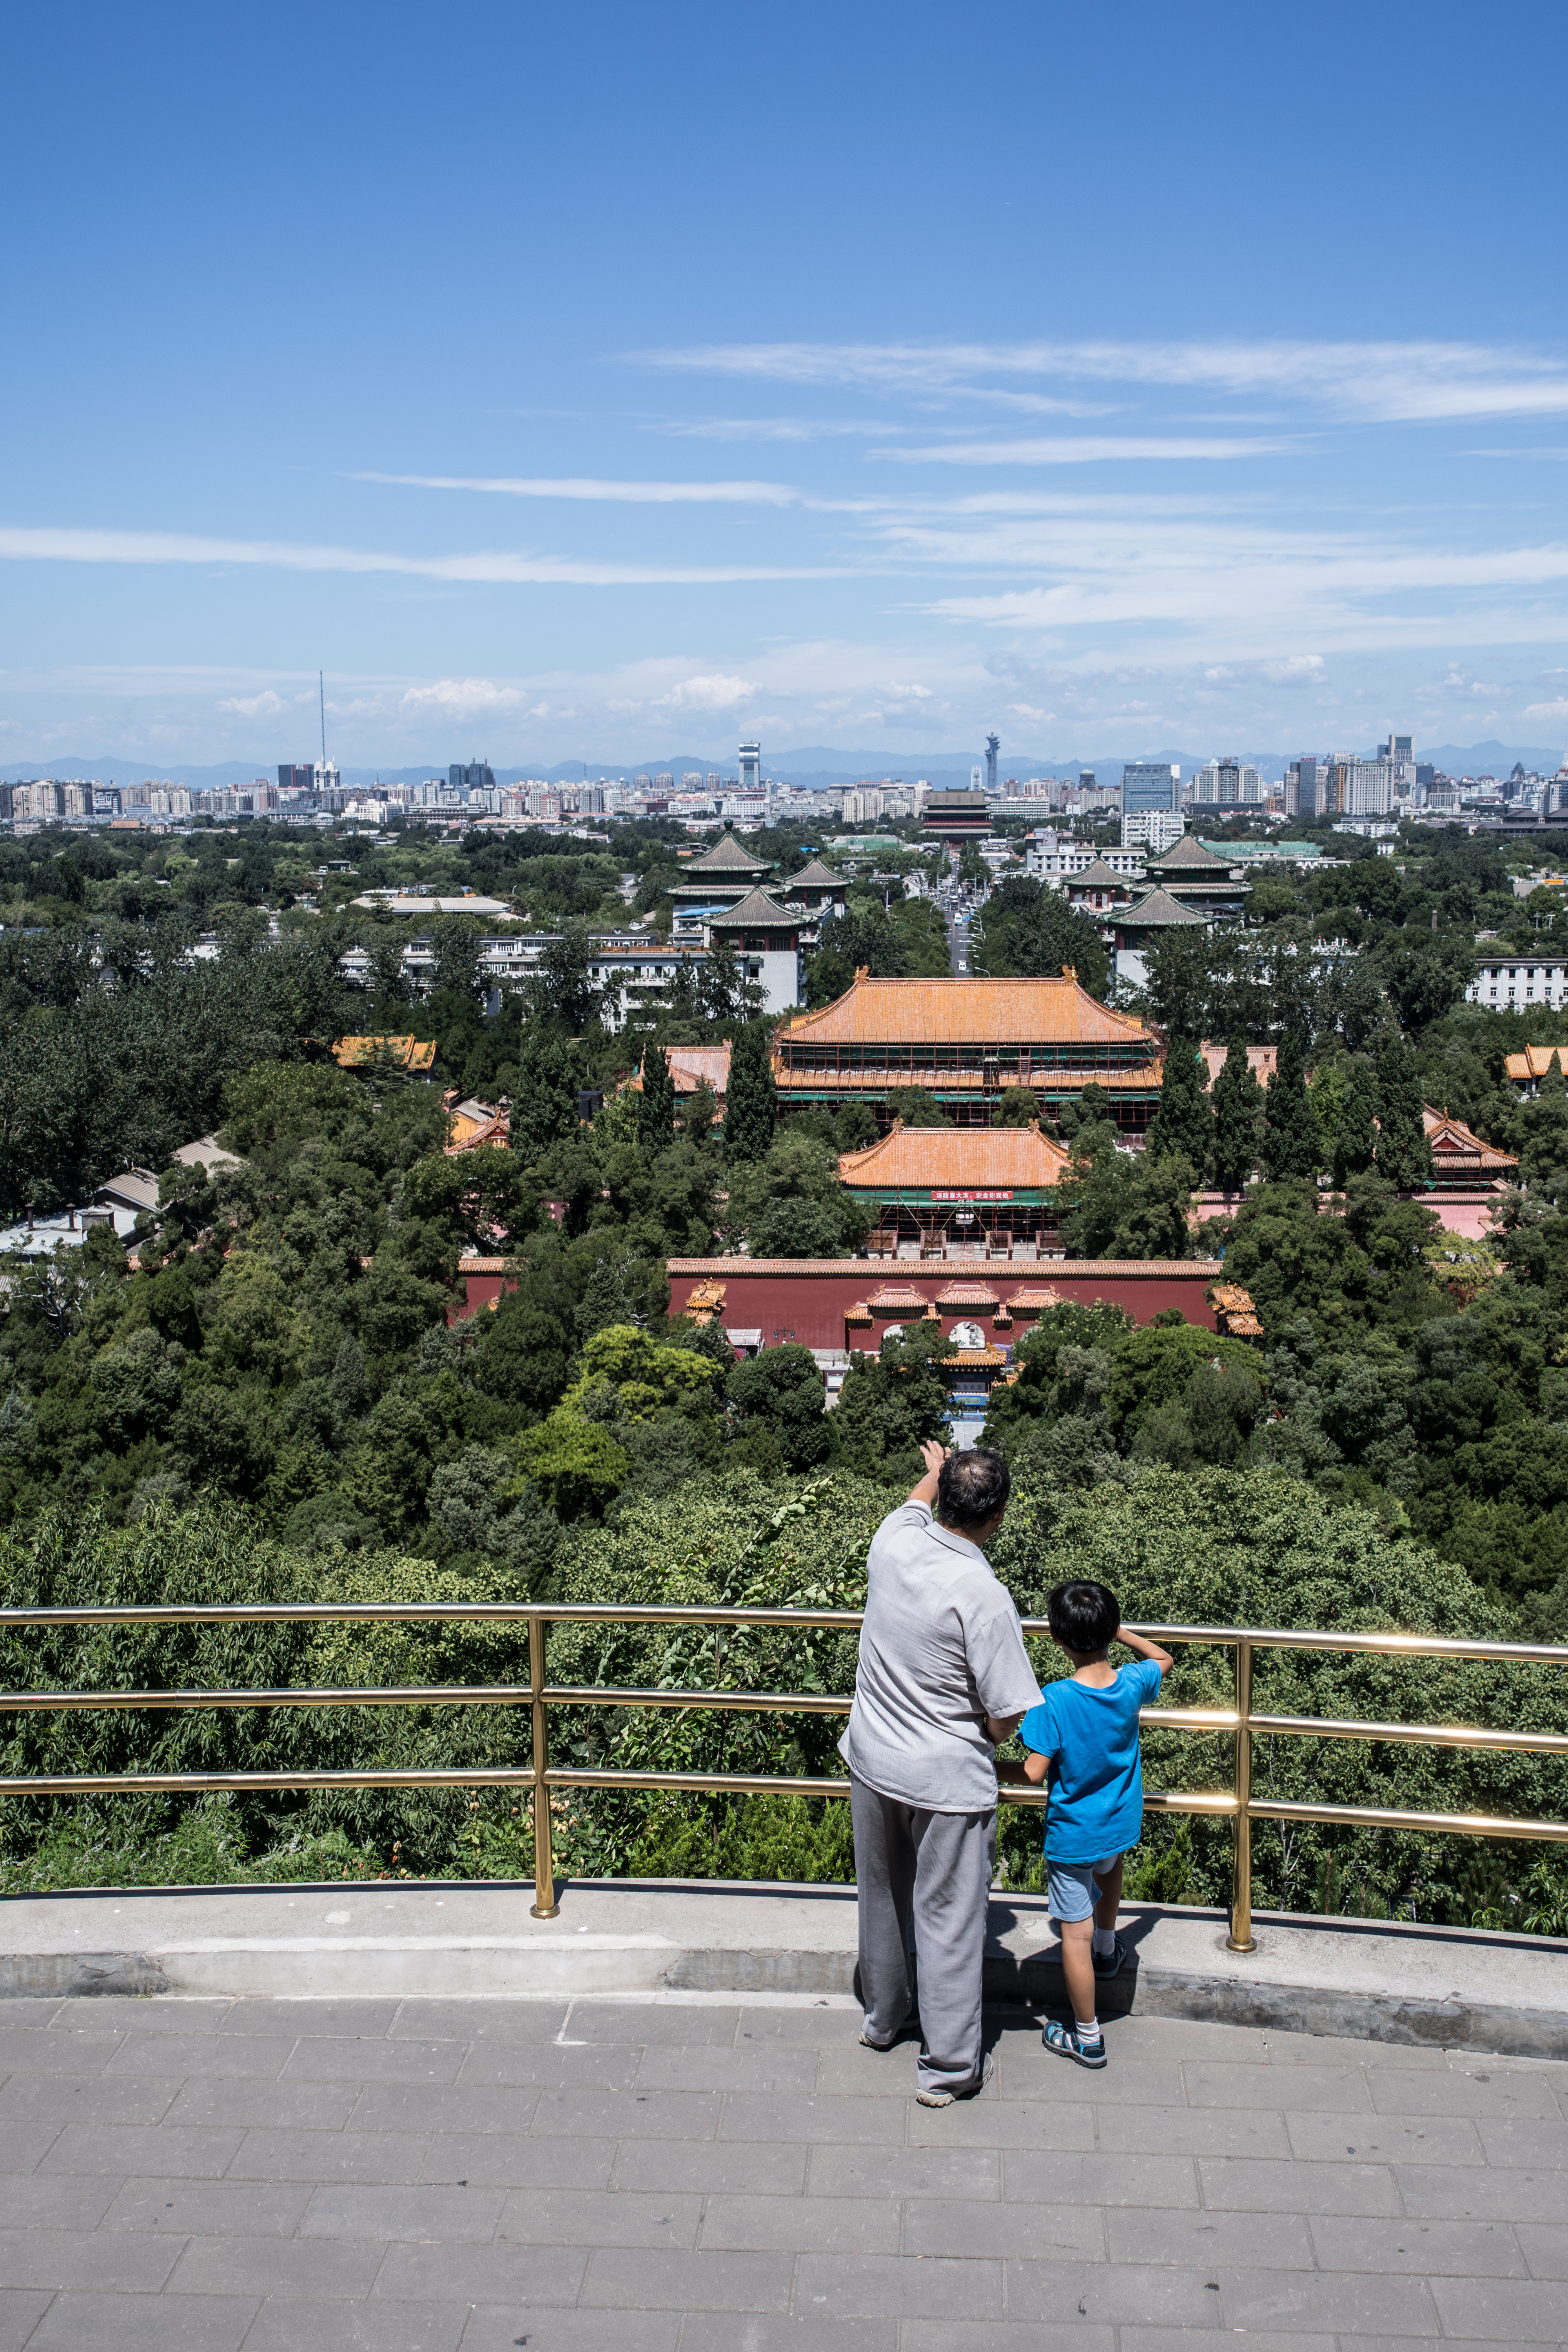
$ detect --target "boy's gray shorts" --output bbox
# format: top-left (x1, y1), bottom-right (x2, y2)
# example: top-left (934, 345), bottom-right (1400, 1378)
top-left (1048, 1857), bottom-right (1119, 1921)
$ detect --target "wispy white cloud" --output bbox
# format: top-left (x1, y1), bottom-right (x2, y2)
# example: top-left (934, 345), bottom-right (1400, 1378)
top-left (216, 688), bottom-right (287, 719)
top-left (879, 436), bottom-right (1285, 466)
top-left (655, 673), bottom-right (758, 711)
top-left (400, 678), bottom-right (550, 721)
top-left (355, 471), bottom-right (804, 506)
top-left (0, 524), bottom-right (847, 586)
top-left (638, 338), bottom-right (1568, 424)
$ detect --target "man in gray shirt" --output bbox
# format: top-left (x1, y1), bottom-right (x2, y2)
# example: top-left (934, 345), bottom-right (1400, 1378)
top-left (840, 1443), bottom-right (1041, 2104)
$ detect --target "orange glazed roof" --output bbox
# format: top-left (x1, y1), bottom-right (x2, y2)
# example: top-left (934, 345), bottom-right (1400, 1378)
top-left (780, 973), bottom-right (1153, 1049)
top-left (839, 1120), bottom-right (1073, 1191)
top-left (1505, 1045), bottom-right (1568, 1082)
top-left (1423, 1106), bottom-right (1518, 1171)
top-left (333, 1034), bottom-right (437, 1071)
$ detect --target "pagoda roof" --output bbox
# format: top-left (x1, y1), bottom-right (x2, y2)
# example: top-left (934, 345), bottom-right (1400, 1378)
top-left (1067, 857), bottom-right (1135, 892)
top-left (780, 973), bottom-right (1152, 1049)
top-left (1147, 833), bottom-right (1234, 871)
top-left (781, 858), bottom-right (846, 891)
top-left (684, 830), bottom-right (773, 875)
top-left (1505, 1045), bottom-right (1568, 1083)
top-left (1117, 886), bottom-right (1210, 929)
top-left (935, 1278), bottom-right (1002, 1306)
top-left (705, 887), bottom-right (800, 930)
top-left (1423, 1105), bottom-right (1518, 1173)
top-left (864, 1282), bottom-right (933, 1311)
top-left (839, 1119), bottom-right (1072, 1192)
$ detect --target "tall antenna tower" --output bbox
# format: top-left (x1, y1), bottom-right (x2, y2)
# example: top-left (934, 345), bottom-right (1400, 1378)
top-left (319, 671), bottom-right (327, 769)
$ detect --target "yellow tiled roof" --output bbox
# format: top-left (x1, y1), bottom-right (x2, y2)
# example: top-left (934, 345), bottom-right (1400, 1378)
top-left (333, 1035), bottom-right (437, 1072)
top-left (839, 1120), bottom-right (1073, 1191)
top-left (779, 973), bottom-right (1153, 1049)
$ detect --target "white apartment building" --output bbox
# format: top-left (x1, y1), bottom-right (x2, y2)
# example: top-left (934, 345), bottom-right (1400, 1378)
top-left (1191, 760), bottom-right (1263, 806)
top-left (842, 787), bottom-right (886, 824)
top-left (1025, 835), bottom-right (1147, 883)
top-left (1121, 809), bottom-right (1187, 852)
top-left (1467, 955), bottom-right (1568, 1012)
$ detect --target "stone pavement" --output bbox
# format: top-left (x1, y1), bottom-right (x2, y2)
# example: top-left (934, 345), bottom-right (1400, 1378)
top-left (1, 1991), bottom-right (1566, 2349)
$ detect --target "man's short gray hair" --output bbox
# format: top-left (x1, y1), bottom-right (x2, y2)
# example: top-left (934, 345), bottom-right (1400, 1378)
top-left (936, 1448), bottom-right (1011, 1531)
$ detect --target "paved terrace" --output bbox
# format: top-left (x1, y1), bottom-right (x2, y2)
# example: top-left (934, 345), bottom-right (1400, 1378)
top-left (2, 1980), bottom-right (1567, 2352)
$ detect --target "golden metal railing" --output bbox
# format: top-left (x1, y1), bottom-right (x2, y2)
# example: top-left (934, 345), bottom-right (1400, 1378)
top-left (2, 1603), bottom-right (1566, 1953)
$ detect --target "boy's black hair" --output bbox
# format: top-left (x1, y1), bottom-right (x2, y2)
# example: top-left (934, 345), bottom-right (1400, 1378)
top-left (1047, 1578), bottom-right (1120, 1654)
top-left (936, 1448), bottom-right (1011, 1531)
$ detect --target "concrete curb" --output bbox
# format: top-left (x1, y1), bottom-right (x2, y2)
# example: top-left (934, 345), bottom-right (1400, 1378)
top-left (2, 1881), bottom-right (1564, 2058)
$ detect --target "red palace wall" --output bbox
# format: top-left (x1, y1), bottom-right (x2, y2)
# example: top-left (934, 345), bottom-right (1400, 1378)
top-left (665, 1257), bottom-right (1221, 1348)
top-left (455, 1256), bottom-right (1223, 1338)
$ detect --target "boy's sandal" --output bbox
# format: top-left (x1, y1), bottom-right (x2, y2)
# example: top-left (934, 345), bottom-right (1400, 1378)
top-left (1043, 2019), bottom-right (1107, 2069)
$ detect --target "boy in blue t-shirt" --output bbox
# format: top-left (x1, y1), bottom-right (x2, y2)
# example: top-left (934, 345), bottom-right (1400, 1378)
top-left (1017, 1579), bottom-right (1172, 2070)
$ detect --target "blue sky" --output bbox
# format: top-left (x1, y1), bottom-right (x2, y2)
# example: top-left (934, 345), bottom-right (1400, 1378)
top-left (5, 0), bottom-right (1568, 771)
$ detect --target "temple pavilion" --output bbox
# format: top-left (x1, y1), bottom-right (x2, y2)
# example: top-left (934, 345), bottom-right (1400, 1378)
top-left (1142, 833), bottom-right (1252, 914)
top-left (670, 828), bottom-right (775, 930)
top-left (772, 970), bottom-right (1162, 1133)
top-left (838, 1118), bottom-right (1073, 1259)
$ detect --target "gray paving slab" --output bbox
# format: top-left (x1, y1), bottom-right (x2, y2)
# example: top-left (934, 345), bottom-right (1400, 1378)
top-left (495, 2186), bottom-right (706, 2247)
top-left (299, 2182), bottom-right (506, 2241)
top-left (699, 2190), bottom-right (900, 2254)
top-left (167, 2232), bottom-right (387, 2298)
top-left (579, 2246), bottom-right (796, 2310)
top-left (0, 1990), bottom-right (1557, 2350)
top-left (0, 2291), bottom-right (55, 2352)
top-left (101, 2175), bottom-right (314, 2235)
top-left (22, 2290), bottom-right (258, 2350)
top-left (458, 2313), bottom-right (679, 2352)
top-left (241, 2301), bottom-right (466, 2351)
top-left (795, 2249), bottom-right (1003, 2318)
top-left (39, 2120), bottom-right (244, 2176)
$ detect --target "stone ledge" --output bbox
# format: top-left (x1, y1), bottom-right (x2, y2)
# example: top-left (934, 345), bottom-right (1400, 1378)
top-left (2, 1878), bottom-right (1564, 2058)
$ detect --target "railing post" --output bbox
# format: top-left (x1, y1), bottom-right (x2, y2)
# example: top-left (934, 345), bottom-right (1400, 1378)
top-left (1227, 1639), bottom-right (1255, 1953)
top-left (528, 1613), bottom-right (558, 1920)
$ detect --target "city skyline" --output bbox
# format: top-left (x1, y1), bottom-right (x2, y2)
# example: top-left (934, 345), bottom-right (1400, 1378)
top-left (3, 1), bottom-right (1566, 767)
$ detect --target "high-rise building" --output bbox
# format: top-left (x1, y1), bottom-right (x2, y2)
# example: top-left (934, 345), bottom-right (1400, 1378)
top-left (1121, 762), bottom-right (1179, 815)
top-left (984, 735), bottom-right (1000, 794)
top-left (1192, 760), bottom-right (1263, 807)
top-left (278, 764), bottom-right (314, 793)
top-left (738, 741), bottom-right (761, 798)
top-left (450, 760), bottom-right (495, 795)
top-left (1079, 769), bottom-right (1097, 795)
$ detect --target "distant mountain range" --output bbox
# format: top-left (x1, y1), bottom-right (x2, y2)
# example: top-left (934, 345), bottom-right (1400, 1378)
top-left (4, 737), bottom-right (1562, 791)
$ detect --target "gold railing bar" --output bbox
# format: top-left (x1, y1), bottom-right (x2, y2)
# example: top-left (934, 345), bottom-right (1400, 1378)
top-left (1250, 1712), bottom-right (1568, 1755)
top-left (0, 1687), bottom-right (1232, 1724)
top-left (0, 1686), bottom-right (539, 1714)
top-left (543, 1686), bottom-right (852, 1714)
top-left (0, 1601), bottom-right (1563, 1666)
top-left (1249, 1797), bottom-right (1568, 1842)
top-left (0, 1768), bottom-right (538, 1797)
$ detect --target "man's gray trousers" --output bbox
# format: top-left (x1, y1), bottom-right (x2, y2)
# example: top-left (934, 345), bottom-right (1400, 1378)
top-left (849, 1770), bottom-right (995, 2095)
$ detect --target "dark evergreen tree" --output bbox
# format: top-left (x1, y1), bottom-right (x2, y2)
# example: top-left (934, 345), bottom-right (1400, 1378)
top-left (723, 1021), bottom-right (777, 1163)
top-left (1211, 1036), bottom-right (1264, 1193)
top-left (1543, 1049), bottom-right (1568, 1102)
top-left (1260, 1029), bottom-right (1322, 1181)
top-left (1333, 1057), bottom-right (1378, 1191)
top-left (636, 1041), bottom-right (677, 1154)
top-left (1374, 1036), bottom-right (1435, 1191)
top-left (1145, 1034), bottom-right (1213, 1166)
top-left (512, 1025), bottom-right (580, 1156)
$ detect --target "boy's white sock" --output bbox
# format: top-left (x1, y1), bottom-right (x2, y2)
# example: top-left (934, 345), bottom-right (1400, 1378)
top-left (1077, 2016), bottom-right (1102, 2042)
top-left (1092, 1926), bottom-right (1116, 1957)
